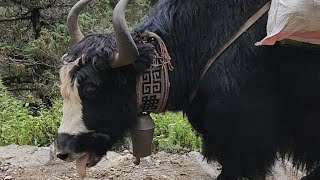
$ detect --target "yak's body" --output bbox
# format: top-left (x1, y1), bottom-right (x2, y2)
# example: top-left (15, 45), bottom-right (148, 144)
top-left (135, 0), bottom-right (320, 179)
top-left (57, 0), bottom-right (320, 179)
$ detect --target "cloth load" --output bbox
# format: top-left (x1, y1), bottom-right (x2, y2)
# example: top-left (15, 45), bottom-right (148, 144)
top-left (256, 0), bottom-right (320, 46)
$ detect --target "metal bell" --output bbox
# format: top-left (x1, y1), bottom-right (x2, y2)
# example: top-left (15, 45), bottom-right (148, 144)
top-left (130, 114), bottom-right (155, 165)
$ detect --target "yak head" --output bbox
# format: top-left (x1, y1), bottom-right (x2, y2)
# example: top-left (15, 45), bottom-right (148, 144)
top-left (55, 0), bottom-right (155, 175)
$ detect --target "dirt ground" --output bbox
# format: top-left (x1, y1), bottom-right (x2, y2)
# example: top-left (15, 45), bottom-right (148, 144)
top-left (0, 151), bottom-right (214, 180)
top-left (0, 146), bottom-right (305, 180)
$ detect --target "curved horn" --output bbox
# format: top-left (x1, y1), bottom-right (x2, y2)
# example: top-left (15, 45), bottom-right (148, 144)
top-left (111, 0), bottom-right (139, 68)
top-left (67, 0), bottom-right (90, 44)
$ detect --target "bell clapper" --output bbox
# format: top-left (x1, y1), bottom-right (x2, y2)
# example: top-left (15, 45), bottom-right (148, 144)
top-left (133, 157), bottom-right (141, 165)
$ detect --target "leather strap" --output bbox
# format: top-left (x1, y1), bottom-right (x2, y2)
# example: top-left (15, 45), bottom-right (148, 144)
top-left (188, 1), bottom-right (271, 103)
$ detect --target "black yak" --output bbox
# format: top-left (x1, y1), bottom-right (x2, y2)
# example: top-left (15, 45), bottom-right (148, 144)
top-left (55, 0), bottom-right (320, 179)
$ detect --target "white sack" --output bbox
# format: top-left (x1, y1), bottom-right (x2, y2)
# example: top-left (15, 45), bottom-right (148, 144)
top-left (256, 0), bottom-right (320, 46)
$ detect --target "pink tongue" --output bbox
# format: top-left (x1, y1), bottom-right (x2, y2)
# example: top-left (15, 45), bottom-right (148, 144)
top-left (76, 153), bottom-right (90, 179)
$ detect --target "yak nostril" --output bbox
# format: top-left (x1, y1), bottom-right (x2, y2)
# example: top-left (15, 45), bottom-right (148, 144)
top-left (57, 153), bottom-right (69, 161)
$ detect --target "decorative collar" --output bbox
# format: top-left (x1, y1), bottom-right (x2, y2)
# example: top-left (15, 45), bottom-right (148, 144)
top-left (136, 31), bottom-right (173, 114)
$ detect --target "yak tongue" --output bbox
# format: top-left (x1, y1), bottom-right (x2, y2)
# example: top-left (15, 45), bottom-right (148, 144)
top-left (76, 153), bottom-right (90, 179)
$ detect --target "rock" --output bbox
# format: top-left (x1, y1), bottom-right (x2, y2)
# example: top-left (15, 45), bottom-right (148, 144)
top-left (110, 167), bottom-right (115, 171)
top-left (92, 151), bottom-right (133, 173)
top-left (123, 150), bottom-right (130, 154)
top-left (268, 160), bottom-right (306, 180)
top-left (161, 175), bottom-right (169, 179)
top-left (143, 177), bottom-right (154, 180)
top-left (139, 156), bottom-right (153, 165)
top-left (4, 176), bottom-right (13, 180)
top-left (0, 144), bottom-right (53, 167)
top-left (188, 151), bottom-right (218, 178)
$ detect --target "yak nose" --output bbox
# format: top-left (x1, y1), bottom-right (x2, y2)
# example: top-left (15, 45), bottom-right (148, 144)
top-left (55, 144), bottom-right (70, 161)
top-left (55, 143), bottom-right (70, 161)
top-left (57, 152), bottom-right (69, 160)
top-left (55, 133), bottom-right (73, 161)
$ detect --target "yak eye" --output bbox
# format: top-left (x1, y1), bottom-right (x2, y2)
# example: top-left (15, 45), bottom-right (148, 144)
top-left (82, 84), bottom-right (98, 97)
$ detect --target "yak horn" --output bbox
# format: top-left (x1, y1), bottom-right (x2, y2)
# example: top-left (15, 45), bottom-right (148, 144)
top-left (67, 0), bottom-right (90, 44)
top-left (111, 0), bottom-right (139, 68)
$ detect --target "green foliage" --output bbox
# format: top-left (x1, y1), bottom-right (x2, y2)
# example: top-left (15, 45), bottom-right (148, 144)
top-left (0, 79), bottom-right (201, 151)
top-left (115, 112), bottom-right (202, 152)
top-left (0, 80), bottom-right (61, 146)
top-left (152, 112), bottom-right (202, 153)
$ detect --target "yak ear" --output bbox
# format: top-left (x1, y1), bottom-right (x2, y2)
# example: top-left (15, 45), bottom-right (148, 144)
top-left (133, 43), bottom-right (156, 74)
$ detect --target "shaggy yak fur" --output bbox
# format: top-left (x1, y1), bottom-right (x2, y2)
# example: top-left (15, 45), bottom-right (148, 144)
top-left (58, 0), bottom-right (320, 179)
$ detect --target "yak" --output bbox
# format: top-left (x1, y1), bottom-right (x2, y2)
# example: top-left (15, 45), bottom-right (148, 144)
top-left (55, 0), bottom-right (320, 179)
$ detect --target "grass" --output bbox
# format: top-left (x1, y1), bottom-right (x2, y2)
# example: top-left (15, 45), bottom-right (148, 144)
top-left (0, 80), bottom-right (202, 152)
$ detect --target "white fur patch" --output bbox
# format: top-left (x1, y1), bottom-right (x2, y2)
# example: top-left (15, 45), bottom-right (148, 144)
top-left (58, 59), bottom-right (90, 135)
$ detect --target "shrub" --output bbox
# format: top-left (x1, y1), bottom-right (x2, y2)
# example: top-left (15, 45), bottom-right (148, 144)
top-left (0, 80), bottom-right (61, 146)
top-left (152, 112), bottom-right (202, 153)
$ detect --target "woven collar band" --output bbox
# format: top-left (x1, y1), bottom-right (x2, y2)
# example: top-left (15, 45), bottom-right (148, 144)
top-left (136, 31), bottom-right (173, 114)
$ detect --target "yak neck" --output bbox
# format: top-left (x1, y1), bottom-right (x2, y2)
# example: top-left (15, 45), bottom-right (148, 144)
top-left (134, 0), bottom-right (271, 112)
